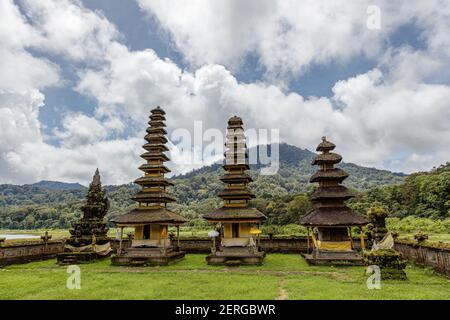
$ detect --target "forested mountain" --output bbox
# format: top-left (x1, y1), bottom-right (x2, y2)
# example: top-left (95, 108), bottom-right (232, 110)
top-left (349, 162), bottom-right (450, 220)
top-left (30, 181), bottom-right (86, 190)
top-left (3, 143), bottom-right (445, 231)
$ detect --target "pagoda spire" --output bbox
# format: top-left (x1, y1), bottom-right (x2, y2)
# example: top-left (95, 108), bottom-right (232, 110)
top-left (111, 106), bottom-right (186, 266)
top-left (92, 168), bottom-right (101, 186)
top-left (301, 136), bottom-right (367, 224)
top-left (300, 137), bottom-right (368, 265)
top-left (218, 116), bottom-right (256, 207)
top-left (204, 116), bottom-right (265, 217)
top-left (203, 116), bottom-right (266, 265)
top-left (67, 168), bottom-right (109, 245)
top-left (132, 106), bottom-right (176, 207)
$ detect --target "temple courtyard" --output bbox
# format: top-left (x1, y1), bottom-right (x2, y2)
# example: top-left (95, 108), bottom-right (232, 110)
top-left (0, 254), bottom-right (448, 299)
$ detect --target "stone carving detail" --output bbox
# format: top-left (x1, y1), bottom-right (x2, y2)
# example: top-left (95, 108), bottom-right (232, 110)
top-left (67, 169), bottom-right (109, 246)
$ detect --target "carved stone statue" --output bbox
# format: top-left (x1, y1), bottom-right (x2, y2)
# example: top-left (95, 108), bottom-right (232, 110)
top-left (67, 169), bottom-right (110, 246)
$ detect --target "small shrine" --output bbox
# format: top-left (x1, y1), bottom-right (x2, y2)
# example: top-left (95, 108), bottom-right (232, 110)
top-left (300, 137), bottom-right (369, 265)
top-left (111, 106), bottom-right (185, 266)
top-left (365, 203), bottom-right (407, 280)
top-left (57, 169), bottom-right (112, 264)
top-left (203, 116), bottom-right (266, 265)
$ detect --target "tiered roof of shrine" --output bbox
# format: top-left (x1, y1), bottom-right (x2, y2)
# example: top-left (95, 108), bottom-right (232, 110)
top-left (203, 116), bottom-right (266, 222)
top-left (112, 106), bottom-right (185, 226)
top-left (300, 137), bottom-right (368, 226)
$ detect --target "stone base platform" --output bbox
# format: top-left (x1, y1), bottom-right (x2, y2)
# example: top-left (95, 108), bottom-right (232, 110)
top-left (57, 252), bottom-right (110, 265)
top-left (206, 247), bottom-right (266, 266)
top-left (303, 250), bottom-right (365, 266)
top-left (111, 247), bottom-right (185, 266)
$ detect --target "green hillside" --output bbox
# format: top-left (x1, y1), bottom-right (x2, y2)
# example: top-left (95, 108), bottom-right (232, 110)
top-left (4, 143), bottom-right (445, 231)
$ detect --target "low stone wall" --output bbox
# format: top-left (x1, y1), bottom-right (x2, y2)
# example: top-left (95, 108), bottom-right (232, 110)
top-left (0, 240), bottom-right (65, 266)
top-left (148, 236), bottom-right (364, 254)
top-left (394, 240), bottom-right (450, 278)
top-left (0, 236), bottom-right (366, 266)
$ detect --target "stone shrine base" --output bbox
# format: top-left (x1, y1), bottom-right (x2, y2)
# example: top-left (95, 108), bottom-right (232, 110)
top-left (206, 247), bottom-right (266, 266)
top-left (57, 251), bottom-right (110, 265)
top-left (303, 250), bottom-right (365, 266)
top-left (111, 247), bottom-right (185, 266)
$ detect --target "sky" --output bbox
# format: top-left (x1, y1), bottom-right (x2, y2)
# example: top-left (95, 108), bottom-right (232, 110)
top-left (0, 0), bottom-right (449, 185)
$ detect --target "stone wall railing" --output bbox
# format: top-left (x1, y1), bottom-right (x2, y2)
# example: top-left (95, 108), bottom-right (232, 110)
top-left (0, 240), bottom-right (65, 266)
top-left (394, 240), bottom-right (450, 278)
top-left (112, 236), bottom-right (364, 254)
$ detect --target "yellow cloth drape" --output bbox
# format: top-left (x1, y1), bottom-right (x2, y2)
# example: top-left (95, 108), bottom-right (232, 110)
top-left (311, 232), bottom-right (319, 248)
top-left (360, 233), bottom-right (366, 250)
top-left (317, 241), bottom-right (352, 251)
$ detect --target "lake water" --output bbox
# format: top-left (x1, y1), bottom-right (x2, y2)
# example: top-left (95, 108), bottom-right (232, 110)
top-left (0, 234), bottom-right (40, 240)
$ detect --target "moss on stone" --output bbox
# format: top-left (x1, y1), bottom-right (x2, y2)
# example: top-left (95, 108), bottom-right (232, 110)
top-left (364, 249), bottom-right (407, 280)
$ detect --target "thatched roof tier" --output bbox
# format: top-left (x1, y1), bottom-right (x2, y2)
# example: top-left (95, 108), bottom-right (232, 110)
top-left (146, 127), bottom-right (167, 135)
top-left (147, 120), bottom-right (166, 128)
top-left (149, 113), bottom-right (166, 121)
top-left (203, 207), bottom-right (266, 222)
top-left (310, 186), bottom-right (354, 200)
top-left (300, 207), bottom-right (369, 226)
top-left (227, 115), bottom-right (244, 128)
top-left (225, 151), bottom-right (248, 158)
top-left (140, 152), bottom-right (170, 162)
top-left (131, 190), bottom-right (176, 203)
top-left (144, 133), bottom-right (168, 144)
top-left (310, 168), bottom-right (349, 183)
top-left (218, 189), bottom-right (256, 199)
top-left (219, 173), bottom-right (253, 183)
top-left (112, 207), bottom-right (184, 226)
top-left (134, 176), bottom-right (174, 187)
top-left (150, 106), bottom-right (166, 115)
top-left (223, 163), bottom-right (250, 171)
top-left (312, 152), bottom-right (342, 165)
top-left (316, 136), bottom-right (336, 152)
top-left (138, 164), bottom-right (171, 173)
top-left (142, 143), bottom-right (169, 152)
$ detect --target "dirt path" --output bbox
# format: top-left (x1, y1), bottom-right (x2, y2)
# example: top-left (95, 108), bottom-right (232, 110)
top-left (99, 267), bottom-right (352, 280)
top-left (276, 280), bottom-right (289, 300)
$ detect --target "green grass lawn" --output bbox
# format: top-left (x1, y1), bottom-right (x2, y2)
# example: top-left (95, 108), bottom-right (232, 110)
top-left (0, 254), bottom-right (448, 300)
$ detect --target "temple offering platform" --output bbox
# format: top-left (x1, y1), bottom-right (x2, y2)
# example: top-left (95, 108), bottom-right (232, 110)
top-left (57, 252), bottom-right (104, 265)
top-left (111, 247), bottom-right (185, 266)
top-left (302, 250), bottom-right (365, 266)
top-left (57, 241), bottom-right (112, 265)
top-left (206, 248), bottom-right (265, 266)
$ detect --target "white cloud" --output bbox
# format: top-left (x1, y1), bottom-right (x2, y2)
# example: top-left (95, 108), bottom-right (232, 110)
top-left (19, 0), bottom-right (121, 62)
top-left (138, 1), bottom-right (450, 79)
top-left (136, 0), bottom-right (384, 76)
top-left (0, 0), bottom-right (60, 90)
top-left (0, 0), bottom-right (449, 185)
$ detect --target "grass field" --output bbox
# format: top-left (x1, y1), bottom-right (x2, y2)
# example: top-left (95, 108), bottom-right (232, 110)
top-left (0, 254), bottom-right (448, 300)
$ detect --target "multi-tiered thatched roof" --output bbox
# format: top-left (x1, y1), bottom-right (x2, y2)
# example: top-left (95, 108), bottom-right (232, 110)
top-left (203, 116), bottom-right (266, 222)
top-left (112, 107), bottom-right (185, 226)
top-left (300, 137), bottom-right (368, 226)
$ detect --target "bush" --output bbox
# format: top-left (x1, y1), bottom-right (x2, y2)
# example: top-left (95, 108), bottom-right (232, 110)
top-left (386, 216), bottom-right (450, 234)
